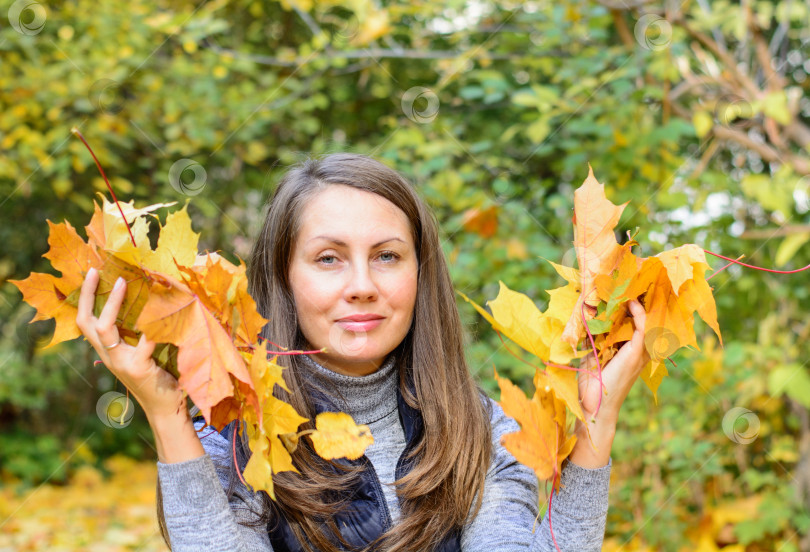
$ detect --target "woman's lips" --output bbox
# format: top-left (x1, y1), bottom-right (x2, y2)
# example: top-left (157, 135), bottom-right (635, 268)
top-left (336, 318), bottom-right (383, 332)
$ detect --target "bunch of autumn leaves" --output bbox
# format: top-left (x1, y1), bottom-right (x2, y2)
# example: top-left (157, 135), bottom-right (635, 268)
top-left (11, 196), bottom-right (372, 499)
top-left (462, 167), bottom-right (722, 489)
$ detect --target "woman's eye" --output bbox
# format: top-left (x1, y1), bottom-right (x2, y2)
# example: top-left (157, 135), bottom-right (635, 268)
top-left (379, 251), bottom-right (399, 262)
top-left (316, 254), bottom-right (337, 265)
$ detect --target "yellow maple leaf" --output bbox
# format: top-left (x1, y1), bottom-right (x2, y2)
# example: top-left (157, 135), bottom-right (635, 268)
top-left (309, 412), bottom-right (374, 460)
top-left (544, 259), bottom-right (580, 286)
top-left (655, 244), bottom-right (711, 296)
top-left (146, 200), bottom-right (199, 279)
top-left (243, 421), bottom-right (275, 497)
top-left (487, 281), bottom-right (553, 360)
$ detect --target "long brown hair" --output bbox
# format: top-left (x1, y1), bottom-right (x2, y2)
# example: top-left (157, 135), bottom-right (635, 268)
top-left (158, 153), bottom-right (492, 551)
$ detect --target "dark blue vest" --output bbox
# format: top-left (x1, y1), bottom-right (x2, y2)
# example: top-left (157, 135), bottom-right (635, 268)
top-left (218, 385), bottom-right (462, 552)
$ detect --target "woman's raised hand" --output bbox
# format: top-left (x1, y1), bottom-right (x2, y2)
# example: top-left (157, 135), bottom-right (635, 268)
top-left (76, 267), bottom-right (187, 424)
top-left (568, 299), bottom-right (651, 468)
top-left (77, 267), bottom-right (206, 463)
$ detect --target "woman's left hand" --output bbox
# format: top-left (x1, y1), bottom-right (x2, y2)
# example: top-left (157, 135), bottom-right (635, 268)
top-left (568, 299), bottom-right (651, 468)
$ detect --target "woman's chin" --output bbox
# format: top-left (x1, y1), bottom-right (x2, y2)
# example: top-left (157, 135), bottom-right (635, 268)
top-left (317, 351), bottom-right (387, 376)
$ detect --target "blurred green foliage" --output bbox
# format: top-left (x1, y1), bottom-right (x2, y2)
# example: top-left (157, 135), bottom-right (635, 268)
top-left (1, 0), bottom-right (809, 549)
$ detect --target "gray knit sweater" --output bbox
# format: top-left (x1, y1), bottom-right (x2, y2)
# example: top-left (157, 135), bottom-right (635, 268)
top-left (157, 354), bottom-right (611, 551)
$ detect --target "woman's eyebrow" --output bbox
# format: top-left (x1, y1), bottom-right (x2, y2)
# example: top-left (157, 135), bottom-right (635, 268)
top-left (307, 236), bottom-right (406, 248)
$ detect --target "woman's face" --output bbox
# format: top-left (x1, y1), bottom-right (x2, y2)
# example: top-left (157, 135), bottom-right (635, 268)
top-left (288, 184), bottom-right (418, 376)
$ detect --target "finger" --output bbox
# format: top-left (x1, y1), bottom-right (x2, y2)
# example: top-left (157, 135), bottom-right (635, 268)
top-left (77, 267), bottom-right (100, 328)
top-left (628, 299), bottom-right (646, 334)
top-left (134, 333), bottom-right (157, 362)
top-left (579, 351), bottom-right (596, 369)
top-left (629, 306), bottom-right (647, 358)
top-left (96, 277), bottom-right (126, 352)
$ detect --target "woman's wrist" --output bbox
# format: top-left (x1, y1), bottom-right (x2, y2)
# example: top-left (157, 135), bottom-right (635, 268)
top-left (568, 417), bottom-right (616, 469)
top-left (148, 410), bottom-right (206, 464)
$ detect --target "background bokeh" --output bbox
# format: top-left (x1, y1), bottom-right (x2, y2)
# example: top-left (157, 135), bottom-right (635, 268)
top-left (1, 0), bottom-right (810, 550)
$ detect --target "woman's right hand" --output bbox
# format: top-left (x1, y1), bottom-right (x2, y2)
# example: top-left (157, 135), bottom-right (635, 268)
top-left (76, 267), bottom-right (188, 423)
top-left (77, 267), bottom-right (206, 463)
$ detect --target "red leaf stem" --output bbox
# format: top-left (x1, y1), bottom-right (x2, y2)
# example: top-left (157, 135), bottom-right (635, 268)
top-left (256, 335), bottom-right (288, 350)
top-left (272, 349), bottom-right (325, 356)
top-left (706, 254), bottom-right (745, 280)
top-left (548, 423), bottom-right (562, 552)
top-left (233, 406), bottom-right (249, 489)
top-left (70, 127), bottom-right (137, 248)
top-left (704, 249), bottom-right (810, 274)
top-left (197, 427), bottom-right (217, 439)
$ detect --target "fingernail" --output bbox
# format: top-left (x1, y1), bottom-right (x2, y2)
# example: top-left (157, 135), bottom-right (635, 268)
top-left (88, 267), bottom-right (96, 279)
top-left (113, 277), bottom-right (124, 291)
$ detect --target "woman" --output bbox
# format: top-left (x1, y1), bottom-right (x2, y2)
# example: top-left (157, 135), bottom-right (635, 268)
top-left (76, 153), bottom-right (649, 551)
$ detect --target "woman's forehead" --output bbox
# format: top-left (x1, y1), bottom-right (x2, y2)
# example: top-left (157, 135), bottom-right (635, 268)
top-left (296, 186), bottom-right (414, 245)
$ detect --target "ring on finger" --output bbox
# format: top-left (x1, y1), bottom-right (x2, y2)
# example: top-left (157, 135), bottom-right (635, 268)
top-left (103, 337), bottom-right (122, 350)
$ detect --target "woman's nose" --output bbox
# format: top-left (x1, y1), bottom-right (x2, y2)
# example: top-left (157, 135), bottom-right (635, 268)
top-left (344, 265), bottom-right (378, 301)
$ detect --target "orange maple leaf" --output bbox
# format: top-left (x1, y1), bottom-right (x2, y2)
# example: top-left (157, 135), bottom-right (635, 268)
top-left (561, 165), bottom-right (629, 349)
top-left (135, 272), bottom-right (258, 424)
top-left (462, 205), bottom-right (499, 238)
top-left (10, 220), bottom-right (106, 349)
top-left (495, 370), bottom-right (576, 490)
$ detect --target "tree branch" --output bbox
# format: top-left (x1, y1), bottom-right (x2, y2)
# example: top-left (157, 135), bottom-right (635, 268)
top-left (609, 9), bottom-right (634, 48)
top-left (593, 0), bottom-right (655, 9)
top-left (676, 17), bottom-right (760, 97)
top-left (739, 225), bottom-right (810, 239)
top-left (786, 122), bottom-right (810, 151)
top-left (204, 40), bottom-right (563, 67)
top-left (294, 6), bottom-right (326, 40)
top-left (749, 16), bottom-right (786, 91)
top-left (711, 125), bottom-right (810, 175)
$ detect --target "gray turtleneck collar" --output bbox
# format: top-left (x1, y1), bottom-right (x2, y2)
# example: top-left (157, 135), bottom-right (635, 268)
top-left (298, 353), bottom-right (399, 426)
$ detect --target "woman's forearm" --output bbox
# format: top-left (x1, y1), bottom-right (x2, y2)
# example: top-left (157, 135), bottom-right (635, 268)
top-left (568, 418), bottom-right (616, 469)
top-left (149, 411), bottom-right (206, 464)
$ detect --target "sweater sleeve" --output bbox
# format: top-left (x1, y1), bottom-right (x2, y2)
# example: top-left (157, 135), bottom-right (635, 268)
top-left (532, 457), bottom-right (611, 551)
top-left (460, 399), bottom-right (611, 552)
top-left (156, 419), bottom-right (274, 552)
